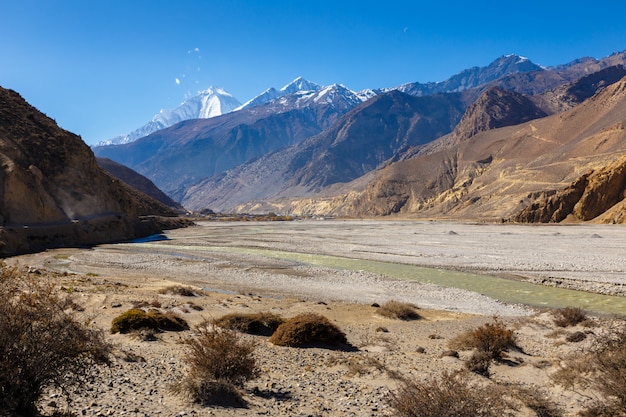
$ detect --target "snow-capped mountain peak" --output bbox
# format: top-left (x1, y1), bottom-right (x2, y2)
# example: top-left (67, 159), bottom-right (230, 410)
top-left (237, 77), bottom-right (322, 110)
top-left (95, 87), bottom-right (241, 147)
top-left (279, 76), bottom-right (321, 94)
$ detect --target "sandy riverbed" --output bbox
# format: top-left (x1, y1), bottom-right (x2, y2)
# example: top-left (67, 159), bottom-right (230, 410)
top-left (7, 220), bottom-right (626, 417)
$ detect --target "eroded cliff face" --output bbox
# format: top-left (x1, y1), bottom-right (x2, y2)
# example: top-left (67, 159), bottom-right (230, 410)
top-left (514, 153), bottom-right (626, 223)
top-left (0, 87), bottom-right (179, 256)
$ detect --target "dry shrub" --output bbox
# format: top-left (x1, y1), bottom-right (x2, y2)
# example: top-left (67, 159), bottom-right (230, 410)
top-left (0, 265), bottom-right (111, 416)
top-left (178, 379), bottom-right (246, 408)
top-left (269, 313), bottom-right (348, 348)
top-left (449, 317), bottom-right (518, 360)
top-left (327, 353), bottom-right (391, 377)
top-left (514, 386), bottom-right (563, 417)
top-left (110, 308), bottom-right (189, 334)
top-left (377, 300), bottom-right (421, 320)
top-left (466, 351), bottom-right (492, 377)
top-left (552, 322), bottom-right (626, 415)
top-left (389, 370), bottom-right (516, 417)
top-left (552, 306), bottom-right (588, 327)
top-left (213, 312), bottom-right (284, 336)
top-left (565, 331), bottom-right (587, 343)
top-left (174, 324), bottom-right (258, 407)
top-left (159, 285), bottom-right (201, 297)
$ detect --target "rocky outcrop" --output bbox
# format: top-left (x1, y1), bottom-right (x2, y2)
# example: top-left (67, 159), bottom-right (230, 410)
top-left (514, 153), bottom-right (626, 223)
top-left (0, 87), bottom-right (184, 256)
top-left (450, 87), bottom-right (547, 142)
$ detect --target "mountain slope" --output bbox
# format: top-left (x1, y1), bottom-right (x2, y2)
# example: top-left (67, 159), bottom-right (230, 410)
top-left (93, 83), bottom-right (366, 193)
top-left (0, 87), bottom-right (182, 256)
top-left (290, 76), bottom-right (626, 221)
top-left (393, 54), bottom-right (543, 96)
top-left (178, 90), bottom-right (468, 211)
top-left (96, 87), bottom-right (241, 146)
top-left (96, 158), bottom-right (185, 212)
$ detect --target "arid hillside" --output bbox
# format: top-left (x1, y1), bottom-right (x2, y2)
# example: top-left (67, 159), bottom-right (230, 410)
top-left (0, 87), bottom-right (184, 256)
top-left (248, 76), bottom-right (626, 222)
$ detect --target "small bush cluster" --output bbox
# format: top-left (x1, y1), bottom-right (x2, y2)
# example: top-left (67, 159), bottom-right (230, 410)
top-left (269, 313), bottom-right (348, 347)
top-left (158, 285), bottom-right (201, 297)
top-left (552, 306), bottom-right (588, 327)
top-left (377, 300), bottom-right (421, 320)
top-left (174, 323), bottom-right (258, 407)
top-left (389, 370), bottom-right (515, 417)
top-left (110, 308), bottom-right (189, 334)
top-left (213, 312), bottom-right (284, 336)
top-left (0, 265), bottom-right (111, 416)
top-left (449, 317), bottom-right (517, 360)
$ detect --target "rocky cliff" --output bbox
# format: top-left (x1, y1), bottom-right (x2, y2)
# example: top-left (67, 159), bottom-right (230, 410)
top-left (0, 87), bottom-right (184, 256)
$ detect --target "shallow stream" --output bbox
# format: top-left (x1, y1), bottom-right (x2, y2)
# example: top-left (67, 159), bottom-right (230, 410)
top-left (138, 242), bottom-right (626, 315)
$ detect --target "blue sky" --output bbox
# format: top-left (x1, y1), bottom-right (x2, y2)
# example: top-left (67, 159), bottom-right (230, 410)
top-left (2, 0), bottom-right (626, 145)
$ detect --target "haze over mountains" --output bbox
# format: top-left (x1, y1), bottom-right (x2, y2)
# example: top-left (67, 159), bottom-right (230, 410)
top-left (87, 50), bottom-right (626, 223)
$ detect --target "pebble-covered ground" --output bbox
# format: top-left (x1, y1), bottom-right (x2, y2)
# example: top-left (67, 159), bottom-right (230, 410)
top-left (9, 220), bottom-right (625, 416)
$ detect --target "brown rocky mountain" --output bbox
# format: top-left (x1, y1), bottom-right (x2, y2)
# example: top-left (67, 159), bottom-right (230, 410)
top-left (177, 90), bottom-right (469, 211)
top-left (0, 87), bottom-right (183, 256)
top-left (243, 76), bottom-right (626, 222)
top-left (513, 152), bottom-right (626, 224)
top-left (94, 84), bottom-right (363, 193)
top-left (96, 157), bottom-right (185, 212)
top-left (482, 51), bottom-right (626, 96)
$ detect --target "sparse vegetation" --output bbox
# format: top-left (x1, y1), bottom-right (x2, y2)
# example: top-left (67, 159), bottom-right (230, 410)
top-left (552, 322), bottom-right (626, 415)
top-left (174, 324), bottom-right (258, 407)
top-left (269, 313), bottom-right (348, 347)
top-left (213, 312), bottom-right (284, 336)
top-left (552, 306), bottom-right (588, 327)
top-left (389, 370), bottom-right (516, 417)
top-left (449, 317), bottom-right (518, 361)
top-left (377, 300), bottom-right (421, 320)
top-left (465, 351), bottom-right (492, 377)
top-left (514, 386), bottom-right (564, 417)
top-left (159, 285), bottom-right (202, 297)
top-left (110, 308), bottom-right (189, 334)
top-left (0, 265), bottom-right (111, 416)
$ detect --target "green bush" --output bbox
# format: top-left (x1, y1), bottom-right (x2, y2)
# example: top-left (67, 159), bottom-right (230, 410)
top-left (110, 308), bottom-right (189, 334)
top-left (269, 313), bottom-right (348, 347)
top-left (0, 265), bottom-right (110, 416)
top-left (213, 312), bottom-right (284, 336)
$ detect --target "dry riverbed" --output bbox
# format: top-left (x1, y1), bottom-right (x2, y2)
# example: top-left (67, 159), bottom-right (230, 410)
top-left (8, 220), bottom-right (626, 416)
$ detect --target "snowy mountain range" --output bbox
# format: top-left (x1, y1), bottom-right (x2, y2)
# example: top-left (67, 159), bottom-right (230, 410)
top-left (96, 77), bottom-right (378, 147)
top-left (95, 87), bottom-right (241, 146)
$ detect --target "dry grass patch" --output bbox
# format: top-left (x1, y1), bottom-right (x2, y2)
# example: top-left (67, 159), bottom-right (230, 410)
top-left (159, 285), bottom-right (203, 297)
top-left (449, 317), bottom-right (518, 360)
top-left (552, 306), bottom-right (588, 327)
top-left (389, 370), bottom-right (517, 417)
top-left (377, 300), bottom-right (421, 320)
top-left (552, 321), bottom-right (626, 415)
top-left (269, 313), bottom-right (348, 348)
top-left (110, 308), bottom-right (189, 334)
top-left (174, 324), bottom-right (258, 407)
top-left (213, 312), bottom-right (284, 336)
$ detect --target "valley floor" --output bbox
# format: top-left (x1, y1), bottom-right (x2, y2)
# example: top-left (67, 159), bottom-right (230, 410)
top-left (8, 220), bottom-right (626, 416)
